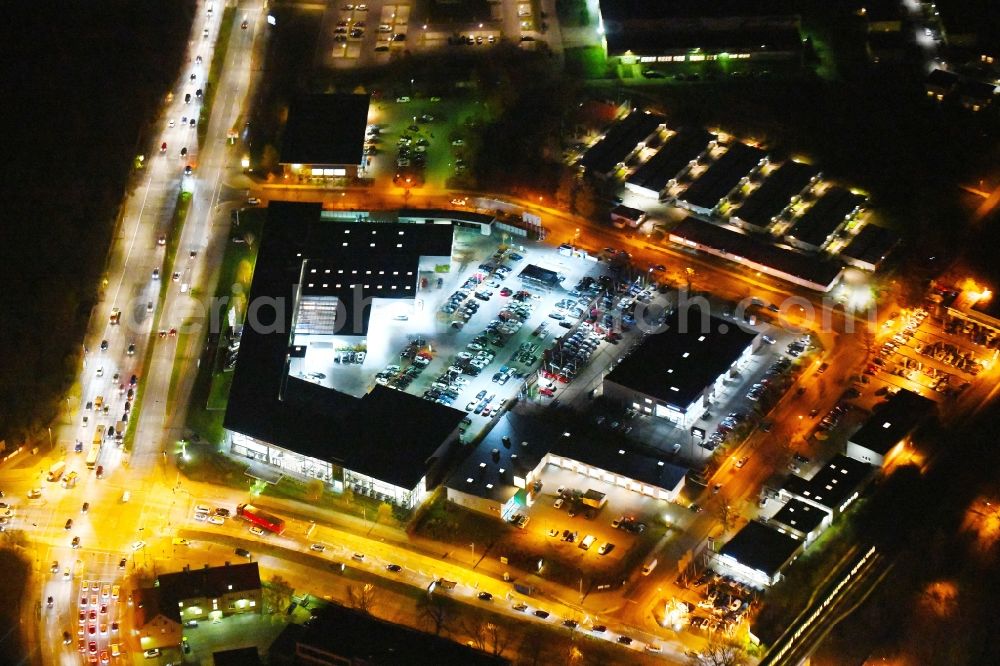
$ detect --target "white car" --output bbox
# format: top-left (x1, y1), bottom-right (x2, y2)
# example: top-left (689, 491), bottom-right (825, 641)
top-left (310, 543), bottom-right (326, 552)
top-left (194, 505), bottom-right (211, 514)
top-left (193, 512), bottom-right (208, 522)
top-left (130, 541), bottom-right (146, 551)
top-left (249, 526), bottom-right (265, 536)
top-left (207, 515), bottom-right (224, 525)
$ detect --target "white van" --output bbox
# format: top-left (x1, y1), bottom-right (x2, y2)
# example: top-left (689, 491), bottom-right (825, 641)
top-left (641, 559), bottom-right (658, 575)
top-left (578, 535), bottom-right (596, 550)
top-left (121, 491), bottom-right (130, 503)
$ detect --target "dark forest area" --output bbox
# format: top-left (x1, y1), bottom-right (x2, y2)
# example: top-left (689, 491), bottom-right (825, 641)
top-left (0, 1), bottom-right (195, 445)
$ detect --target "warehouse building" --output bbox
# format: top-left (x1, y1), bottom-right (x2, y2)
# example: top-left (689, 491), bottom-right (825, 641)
top-left (729, 161), bottom-right (819, 232)
top-left (784, 186), bottom-right (865, 252)
top-left (597, 0), bottom-right (803, 71)
top-left (840, 224), bottom-right (900, 271)
top-left (224, 203), bottom-right (465, 509)
top-left (279, 94), bottom-right (371, 180)
top-left (777, 455), bottom-right (873, 517)
top-left (625, 128), bottom-right (717, 200)
top-left (445, 412), bottom-right (687, 521)
top-left (579, 110), bottom-right (667, 179)
top-left (668, 217), bottom-right (844, 292)
top-left (676, 142), bottom-right (768, 216)
top-left (716, 521), bottom-right (803, 588)
top-left (603, 306), bottom-right (759, 426)
top-left (846, 389), bottom-right (935, 467)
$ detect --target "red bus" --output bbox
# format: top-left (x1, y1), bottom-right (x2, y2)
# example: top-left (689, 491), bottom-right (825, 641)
top-left (236, 503), bottom-right (286, 534)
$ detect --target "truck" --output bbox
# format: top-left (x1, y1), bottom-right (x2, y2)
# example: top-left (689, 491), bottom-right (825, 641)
top-left (62, 471), bottom-right (78, 488)
top-left (47, 461), bottom-right (66, 483)
top-left (236, 503), bottom-right (286, 534)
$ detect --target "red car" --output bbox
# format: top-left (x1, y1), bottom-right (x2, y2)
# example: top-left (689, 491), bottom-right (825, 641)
top-left (89, 641), bottom-right (98, 654)
top-left (88, 624), bottom-right (96, 635)
top-left (88, 610), bottom-right (97, 621)
top-left (538, 387), bottom-right (555, 397)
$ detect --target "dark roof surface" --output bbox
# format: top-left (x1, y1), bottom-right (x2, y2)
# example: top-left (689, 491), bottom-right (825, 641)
top-left (276, 602), bottom-right (508, 665)
top-left (926, 68), bottom-right (960, 88)
top-left (679, 142), bottom-right (768, 211)
top-left (225, 203), bottom-right (462, 476)
top-left (605, 306), bottom-right (757, 409)
top-left (155, 563), bottom-right (260, 622)
top-left (604, 23), bottom-right (803, 56)
top-left (580, 111), bottom-right (665, 175)
top-left (627, 128), bottom-right (715, 194)
top-left (280, 94), bottom-right (370, 166)
top-left (610, 204), bottom-right (647, 220)
top-left (731, 161), bottom-right (817, 229)
top-left (213, 647), bottom-right (262, 666)
top-left (519, 264), bottom-right (562, 287)
top-left (398, 208), bottom-right (498, 226)
top-left (669, 217), bottom-right (843, 289)
top-left (840, 224), bottom-right (900, 268)
top-left (446, 410), bottom-right (688, 501)
top-left (780, 454), bottom-right (873, 511)
top-left (957, 79), bottom-right (998, 101)
top-left (599, 0), bottom-right (797, 21)
top-left (720, 521), bottom-right (801, 578)
top-left (343, 386), bottom-right (464, 489)
top-left (785, 186), bottom-right (865, 248)
top-left (769, 498), bottom-right (829, 535)
top-left (850, 389), bottom-right (935, 456)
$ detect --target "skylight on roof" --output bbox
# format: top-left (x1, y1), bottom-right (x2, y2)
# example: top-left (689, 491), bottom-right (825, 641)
top-left (698, 335), bottom-right (706, 341)
top-left (682, 352), bottom-right (690, 358)
top-left (670, 386), bottom-right (679, 392)
top-left (882, 422), bottom-right (892, 428)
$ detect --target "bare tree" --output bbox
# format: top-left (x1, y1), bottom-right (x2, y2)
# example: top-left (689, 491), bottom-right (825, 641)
top-left (347, 583), bottom-right (378, 615)
top-left (262, 575), bottom-right (294, 614)
top-left (416, 593), bottom-right (452, 636)
top-left (463, 617), bottom-right (489, 652)
top-left (689, 634), bottom-right (750, 666)
top-left (485, 620), bottom-right (515, 657)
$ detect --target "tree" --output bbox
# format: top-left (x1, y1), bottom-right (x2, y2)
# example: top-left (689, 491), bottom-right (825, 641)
top-left (689, 634), bottom-right (750, 666)
top-left (556, 170), bottom-right (575, 209)
top-left (305, 478), bottom-right (324, 502)
top-left (263, 575), bottom-right (294, 614)
top-left (416, 593), bottom-right (453, 636)
top-left (347, 583), bottom-right (378, 614)
top-left (484, 620), bottom-right (515, 657)
top-left (572, 178), bottom-right (598, 220)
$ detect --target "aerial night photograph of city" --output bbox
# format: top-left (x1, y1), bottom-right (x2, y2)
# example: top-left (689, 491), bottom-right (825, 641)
top-left (2, 0), bottom-right (1000, 664)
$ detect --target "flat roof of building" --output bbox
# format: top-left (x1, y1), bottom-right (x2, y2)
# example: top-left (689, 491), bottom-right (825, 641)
top-left (344, 386), bottom-right (464, 489)
top-left (679, 142), bottom-right (768, 212)
top-left (780, 454), bottom-right (873, 511)
top-left (213, 648), bottom-right (262, 666)
top-left (731, 161), bottom-right (817, 229)
top-left (599, 0), bottom-right (797, 21)
top-left (446, 417), bottom-right (551, 503)
top-left (957, 78), bottom-right (998, 101)
top-left (769, 498), bottom-right (829, 536)
top-left (840, 224), bottom-right (900, 269)
top-left (785, 186), bottom-right (865, 248)
top-left (605, 306), bottom-right (757, 410)
top-left (926, 68), bottom-right (960, 89)
top-left (446, 411), bottom-right (687, 502)
top-left (301, 221), bottom-right (453, 336)
top-left (604, 24), bottom-right (803, 57)
top-left (225, 203), bottom-right (463, 474)
top-left (550, 435), bottom-right (688, 492)
top-left (719, 520), bottom-right (801, 578)
top-left (518, 263), bottom-right (562, 287)
top-left (579, 111), bottom-right (665, 175)
top-left (271, 602), bottom-right (507, 665)
top-left (627, 128), bottom-right (716, 195)
top-left (669, 217), bottom-right (844, 290)
top-left (610, 204), bottom-right (647, 221)
top-left (850, 389), bottom-right (935, 456)
top-left (280, 94), bottom-right (370, 167)
top-left (398, 208), bottom-right (498, 226)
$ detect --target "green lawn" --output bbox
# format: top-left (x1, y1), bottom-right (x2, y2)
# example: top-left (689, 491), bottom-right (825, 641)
top-left (564, 46), bottom-right (609, 79)
top-left (198, 6), bottom-right (236, 145)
